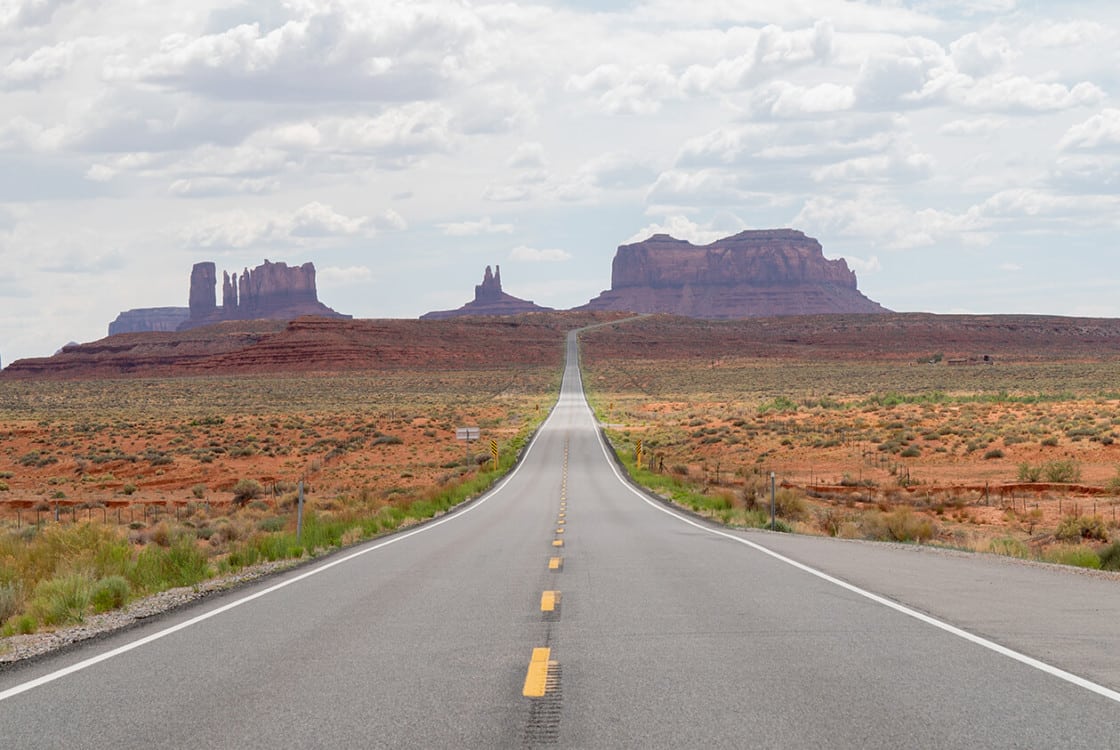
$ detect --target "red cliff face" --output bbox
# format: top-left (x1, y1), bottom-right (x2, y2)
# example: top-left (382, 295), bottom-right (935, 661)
top-left (582, 229), bottom-right (888, 317)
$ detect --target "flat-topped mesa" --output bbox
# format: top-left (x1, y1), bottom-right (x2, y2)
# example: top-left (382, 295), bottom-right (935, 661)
top-left (581, 229), bottom-right (888, 317)
top-left (180, 259), bottom-right (347, 330)
top-left (108, 307), bottom-right (190, 336)
top-left (421, 264), bottom-right (554, 320)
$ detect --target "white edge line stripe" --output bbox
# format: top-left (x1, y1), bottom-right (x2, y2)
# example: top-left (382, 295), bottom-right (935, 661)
top-left (0, 391), bottom-right (565, 703)
top-left (585, 397), bottom-right (1120, 705)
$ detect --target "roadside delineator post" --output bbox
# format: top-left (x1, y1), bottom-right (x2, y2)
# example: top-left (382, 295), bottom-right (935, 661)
top-left (770, 472), bottom-right (776, 530)
top-left (296, 480), bottom-right (305, 543)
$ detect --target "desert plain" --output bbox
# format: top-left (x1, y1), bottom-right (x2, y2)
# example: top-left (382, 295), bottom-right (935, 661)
top-left (2, 311), bottom-right (1120, 645)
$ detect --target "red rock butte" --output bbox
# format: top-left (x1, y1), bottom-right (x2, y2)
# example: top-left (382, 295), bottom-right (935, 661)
top-left (421, 265), bottom-right (553, 320)
top-left (579, 229), bottom-right (889, 317)
top-left (180, 259), bottom-right (348, 330)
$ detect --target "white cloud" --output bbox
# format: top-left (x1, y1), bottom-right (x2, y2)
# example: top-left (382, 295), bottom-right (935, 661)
top-left (483, 184), bottom-right (531, 202)
top-left (812, 151), bottom-right (934, 183)
top-left (953, 76), bottom-right (1104, 113)
top-left (290, 201), bottom-right (368, 237)
top-left (0, 0), bottom-right (77, 29)
top-left (793, 190), bottom-right (988, 250)
top-left (939, 117), bottom-right (1007, 136)
top-left (566, 63), bottom-right (678, 115)
top-left (85, 164), bottom-right (114, 182)
top-left (1019, 20), bottom-right (1111, 49)
top-left (185, 201), bottom-right (374, 248)
top-left (2, 41), bottom-right (75, 88)
top-left (440, 216), bottom-right (514, 236)
top-left (949, 31), bottom-right (1013, 77)
top-left (625, 215), bottom-right (740, 246)
top-left (507, 142), bottom-right (547, 169)
top-left (169, 177), bottom-right (278, 198)
top-left (374, 209), bottom-right (407, 231)
top-left (749, 81), bottom-right (855, 118)
top-left (318, 265), bottom-right (373, 285)
top-left (122, 4), bottom-right (484, 102)
top-left (1059, 109), bottom-right (1120, 151)
top-left (1000, 263), bottom-right (1022, 271)
top-left (509, 245), bottom-right (571, 262)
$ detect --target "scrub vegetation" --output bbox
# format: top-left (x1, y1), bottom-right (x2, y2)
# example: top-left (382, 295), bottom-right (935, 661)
top-left (0, 370), bottom-right (555, 636)
top-left (585, 354), bottom-right (1120, 572)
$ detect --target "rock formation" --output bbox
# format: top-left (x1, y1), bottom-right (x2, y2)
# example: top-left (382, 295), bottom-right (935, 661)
top-left (421, 265), bottom-right (553, 320)
top-left (108, 308), bottom-right (191, 336)
top-left (180, 259), bottom-right (347, 330)
top-left (580, 230), bottom-right (888, 317)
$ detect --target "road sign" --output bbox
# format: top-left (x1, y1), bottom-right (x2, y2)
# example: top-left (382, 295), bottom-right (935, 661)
top-left (635, 438), bottom-right (643, 467)
top-left (489, 439), bottom-right (499, 470)
top-left (456, 427), bottom-right (480, 441)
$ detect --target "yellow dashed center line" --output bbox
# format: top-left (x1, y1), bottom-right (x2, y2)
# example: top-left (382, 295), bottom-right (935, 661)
top-left (540, 590), bottom-right (559, 612)
top-left (556, 527), bottom-right (564, 534)
top-left (548, 556), bottom-right (562, 570)
top-left (522, 647), bottom-right (551, 697)
top-left (552, 539), bottom-right (563, 547)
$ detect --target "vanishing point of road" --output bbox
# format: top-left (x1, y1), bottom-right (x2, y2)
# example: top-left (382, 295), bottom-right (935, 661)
top-left (2, 331), bottom-right (1118, 748)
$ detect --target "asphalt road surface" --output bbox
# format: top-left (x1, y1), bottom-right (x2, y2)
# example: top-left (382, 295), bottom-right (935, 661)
top-left (2, 332), bottom-right (1118, 748)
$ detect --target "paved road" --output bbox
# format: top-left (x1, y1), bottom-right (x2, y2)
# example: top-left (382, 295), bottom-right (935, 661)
top-left (2, 332), bottom-right (1118, 748)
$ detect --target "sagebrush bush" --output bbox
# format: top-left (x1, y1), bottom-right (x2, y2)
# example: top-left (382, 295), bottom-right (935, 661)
top-left (231, 478), bottom-right (264, 505)
top-left (1043, 459), bottom-right (1081, 484)
top-left (0, 582), bottom-right (19, 624)
top-left (775, 489), bottom-right (809, 521)
top-left (91, 575), bottom-right (130, 613)
top-left (862, 508), bottom-right (935, 543)
top-left (1055, 515), bottom-right (1108, 542)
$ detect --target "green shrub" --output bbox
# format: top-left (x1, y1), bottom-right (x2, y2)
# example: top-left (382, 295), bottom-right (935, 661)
top-left (91, 576), bottom-right (131, 613)
top-left (12, 614), bottom-right (36, 634)
top-left (983, 449), bottom-right (1004, 460)
top-left (1099, 542), bottom-right (1120, 571)
top-left (231, 478), bottom-right (264, 505)
top-left (1043, 459), bottom-right (1081, 484)
top-left (1043, 545), bottom-right (1101, 569)
top-left (130, 539), bottom-right (210, 593)
top-left (900, 445), bottom-right (921, 458)
top-left (28, 574), bottom-right (92, 626)
top-left (1017, 463), bottom-right (1042, 482)
top-left (1105, 470), bottom-right (1120, 496)
top-left (774, 489), bottom-right (809, 521)
top-left (372, 435), bottom-right (403, 445)
top-left (191, 484), bottom-right (206, 499)
top-left (0, 582), bottom-right (18, 624)
top-left (861, 508), bottom-right (935, 543)
top-left (989, 537), bottom-right (1031, 559)
top-left (257, 516), bottom-right (286, 533)
top-left (1055, 515), bottom-right (1108, 542)
top-left (0, 481), bottom-right (8, 492)
top-left (122, 483), bottom-right (138, 496)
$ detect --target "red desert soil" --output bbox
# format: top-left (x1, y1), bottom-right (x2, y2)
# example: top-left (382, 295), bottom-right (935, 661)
top-left (5, 310), bottom-right (1120, 554)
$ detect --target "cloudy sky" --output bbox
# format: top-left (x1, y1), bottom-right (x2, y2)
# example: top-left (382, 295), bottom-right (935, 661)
top-left (2, 0), bottom-right (1119, 364)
